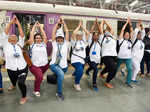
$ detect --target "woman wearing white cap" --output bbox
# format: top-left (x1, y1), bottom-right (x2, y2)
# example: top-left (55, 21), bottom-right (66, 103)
top-left (0, 16), bottom-right (28, 104)
top-left (49, 18), bottom-right (69, 100)
top-left (28, 21), bottom-right (49, 97)
top-left (131, 20), bottom-right (145, 82)
top-left (71, 20), bottom-right (90, 91)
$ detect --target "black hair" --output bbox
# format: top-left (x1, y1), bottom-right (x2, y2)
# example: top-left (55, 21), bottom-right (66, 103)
top-left (34, 33), bottom-right (42, 40)
top-left (58, 24), bottom-right (62, 28)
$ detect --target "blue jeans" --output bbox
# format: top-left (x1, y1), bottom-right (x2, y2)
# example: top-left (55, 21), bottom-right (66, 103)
top-left (0, 66), bottom-right (2, 88)
top-left (50, 64), bottom-right (68, 94)
top-left (72, 62), bottom-right (84, 84)
top-left (117, 58), bottom-right (132, 84)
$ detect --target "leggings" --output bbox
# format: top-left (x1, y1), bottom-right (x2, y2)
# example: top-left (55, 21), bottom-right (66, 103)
top-left (7, 66), bottom-right (28, 98)
top-left (101, 56), bottom-right (117, 83)
top-left (140, 51), bottom-right (150, 74)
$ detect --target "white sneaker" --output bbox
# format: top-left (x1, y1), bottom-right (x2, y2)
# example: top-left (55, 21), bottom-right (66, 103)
top-left (33, 91), bottom-right (41, 97)
top-left (73, 84), bottom-right (82, 91)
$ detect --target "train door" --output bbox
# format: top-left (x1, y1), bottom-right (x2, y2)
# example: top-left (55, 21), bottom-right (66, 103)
top-left (13, 13), bottom-right (45, 41)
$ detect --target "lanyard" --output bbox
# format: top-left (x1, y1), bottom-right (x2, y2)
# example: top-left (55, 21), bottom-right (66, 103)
top-left (13, 45), bottom-right (17, 54)
top-left (93, 42), bottom-right (96, 51)
top-left (57, 44), bottom-right (62, 57)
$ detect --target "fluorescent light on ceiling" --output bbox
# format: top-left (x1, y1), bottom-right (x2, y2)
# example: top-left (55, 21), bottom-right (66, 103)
top-left (105, 0), bottom-right (113, 3)
top-left (129, 0), bottom-right (139, 7)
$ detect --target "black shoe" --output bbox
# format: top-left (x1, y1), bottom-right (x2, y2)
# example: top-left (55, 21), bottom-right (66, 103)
top-left (125, 83), bottom-right (134, 88)
top-left (0, 90), bottom-right (3, 94)
top-left (56, 93), bottom-right (64, 101)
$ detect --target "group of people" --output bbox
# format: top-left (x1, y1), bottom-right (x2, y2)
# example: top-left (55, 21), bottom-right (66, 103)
top-left (0, 15), bottom-right (150, 104)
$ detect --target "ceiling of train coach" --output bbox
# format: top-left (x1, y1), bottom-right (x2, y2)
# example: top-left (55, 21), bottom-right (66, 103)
top-left (2, 0), bottom-right (150, 14)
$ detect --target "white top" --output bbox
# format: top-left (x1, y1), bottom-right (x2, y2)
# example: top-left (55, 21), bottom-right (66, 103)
top-left (132, 28), bottom-right (145, 61)
top-left (100, 34), bottom-right (117, 57)
top-left (31, 42), bottom-right (48, 67)
top-left (88, 34), bottom-right (101, 63)
top-left (118, 38), bottom-right (132, 59)
top-left (50, 41), bottom-right (69, 68)
top-left (71, 36), bottom-right (88, 64)
top-left (0, 32), bottom-right (27, 71)
top-left (0, 43), bottom-right (5, 60)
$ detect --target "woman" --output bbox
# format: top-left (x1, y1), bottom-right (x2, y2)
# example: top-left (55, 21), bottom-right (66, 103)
top-left (140, 29), bottom-right (150, 77)
top-left (132, 20), bottom-right (145, 82)
top-left (0, 16), bottom-right (28, 104)
top-left (85, 18), bottom-right (103, 91)
top-left (116, 18), bottom-right (134, 88)
top-left (49, 18), bottom-right (69, 100)
top-left (99, 20), bottom-right (117, 89)
top-left (71, 20), bottom-right (90, 91)
top-left (0, 43), bottom-right (4, 93)
top-left (28, 21), bottom-right (49, 97)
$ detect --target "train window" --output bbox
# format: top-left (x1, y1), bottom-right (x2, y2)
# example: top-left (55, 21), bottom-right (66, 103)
top-left (64, 19), bottom-right (80, 36)
top-left (117, 21), bottom-right (136, 36)
top-left (86, 20), bottom-right (101, 32)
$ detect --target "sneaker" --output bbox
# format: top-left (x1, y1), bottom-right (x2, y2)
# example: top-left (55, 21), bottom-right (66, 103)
top-left (125, 82), bottom-right (134, 88)
top-left (93, 85), bottom-right (99, 92)
top-left (56, 93), bottom-right (64, 101)
top-left (131, 80), bottom-right (139, 83)
top-left (104, 83), bottom-right (114, 89)
top-left (19, 97), bottom-right (27, 105)
top-left (73, 84), bottom-right (82, 91)
top-left (8, 86), bottom-right (15, 91)
top-left (33, 91), bottom-right (41, 97)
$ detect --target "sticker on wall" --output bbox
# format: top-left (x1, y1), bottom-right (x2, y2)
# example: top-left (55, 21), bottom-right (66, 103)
top-left (5, 16), bottom-right (10, 23)
top-left (49, 18), bottom-right (55, 24)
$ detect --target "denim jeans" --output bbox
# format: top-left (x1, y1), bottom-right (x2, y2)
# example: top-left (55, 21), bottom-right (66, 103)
top-left (72, 62), bottom-right (84, 84)
top-left (117, 58), bottom-right (132, 84)
top-left (86, 61), bottom-right (98, 85)
top-left (50, 64), bottom-right (68, 94)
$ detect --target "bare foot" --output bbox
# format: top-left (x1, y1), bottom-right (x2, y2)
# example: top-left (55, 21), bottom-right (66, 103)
top-left (8, 86), bottom-right (15, 91)
top-left (104, 83), bottom-right (114, 89)
top-left (20, 97), bottom-right (27, 105)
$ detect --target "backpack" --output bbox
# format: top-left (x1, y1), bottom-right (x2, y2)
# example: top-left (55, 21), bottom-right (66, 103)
top-left (116, 39), bottom-right (132, 54)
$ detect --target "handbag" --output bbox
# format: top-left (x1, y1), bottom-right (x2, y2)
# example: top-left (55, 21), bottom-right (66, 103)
top-left (47, 74), bottom-right (57, 84)
top-left (0, 57), bottom-right (5, 65)
top-left (17, 44), bottom-right (32, 67)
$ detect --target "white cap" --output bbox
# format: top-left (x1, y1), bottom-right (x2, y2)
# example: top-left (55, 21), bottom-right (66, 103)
top-left (56, 27), bottom-right (64, 38)
top-left (76, 31), bottom-right (83, 36)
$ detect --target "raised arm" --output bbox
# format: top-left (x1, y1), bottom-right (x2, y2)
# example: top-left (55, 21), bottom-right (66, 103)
top-left (4, 16), bottom-right (16, 35)
top-left (98, 19), bottom-right (104, 35)
top-left (15, 16), bottom-right (24, 38)
top-left (104, 20), bottom-right (114, 35)
top-left (28, 21), bottom-right (37, 45)
top-left (90, 18), bottom-right (97, 33)
top-left (119, 19), bottom-right (129, 39)
top-left (128, 18), bottom-right (134, 39)
top-left (81, 23), bottom-right (90, 41)
top-left (62, 18), bottom-right (69, 41)
top-left (72, 21), bottom-right (82, 40)
top-left (39, 25), bottom-right (47, 44)
top-left (52, 19), bottom-right (60, 41)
